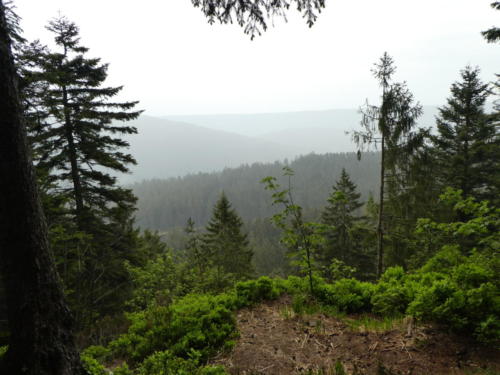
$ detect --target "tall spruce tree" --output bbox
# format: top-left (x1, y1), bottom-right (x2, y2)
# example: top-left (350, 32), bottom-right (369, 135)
top-left (432, 66), bottom-right (499, 205)
top-left (201, 193), bottom-right (253, 290)
top-left (18, 16), bottom-right (144, 327)
top-left (22, 16), bottom-right (141, 229)
top-left (353, 53), bottom-right (424, 277)
top-left (320, 168), bottom-right (364, 274)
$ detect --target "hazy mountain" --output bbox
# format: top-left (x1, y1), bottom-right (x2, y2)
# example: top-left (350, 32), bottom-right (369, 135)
top-left (120, 116), bottom-right (301, 183)
top-left (164, 106), bottom-right (440, 155)
top-left (164, 109), bottom-right (362, 137)
top-left (118, 107), bottom-right (442, 182)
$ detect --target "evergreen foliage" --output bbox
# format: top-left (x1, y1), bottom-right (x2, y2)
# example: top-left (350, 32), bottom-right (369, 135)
top-left (319, 168), bottom-right (373, 279)
top-left (21, 16), bottom-right (141, 228)
top-left (353, 53), bottom-right (425, 277)
top-left (16, 17), bottom-right (146, 328)
top-left (132, 152), bottom-right (381, 231)
top-left (432, 66), bottom-right (499, 205)
top-left (200, 193), bottom-right (254, 290)
top-left (191, 0), bottom-right (325, 39)
top-left (482, 2), bottom-right (500, 43)
top-left (3, 1), bottom-right (499, 373)
top-left (183, 218), bottom-right (206, 275)
top-left (1, 0), bottom-right (24, 51)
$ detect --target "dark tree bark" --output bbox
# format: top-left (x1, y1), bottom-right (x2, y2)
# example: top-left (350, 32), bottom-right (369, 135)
top-left (0, 2), bottom-right (83, 374)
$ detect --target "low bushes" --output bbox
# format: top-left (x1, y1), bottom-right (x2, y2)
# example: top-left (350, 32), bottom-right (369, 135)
top-left (81, 251), bottom-right (497, 374)
top-left (234, 276), bottom-right (282, 307)
top-left (98, 276), bottom-right (286, 373)
top-left (281, 247), bottom-right (499, 344)
top-left (108, 295), bottom-right (236, 364)
top-left (407, 251), bottom-right (499, 343)
top-left (315, 278), bottom-right (374, 313)
top-left (320, 247), bottom-right (499, 343)
top-left (137, 351), bottom-right (227, 375)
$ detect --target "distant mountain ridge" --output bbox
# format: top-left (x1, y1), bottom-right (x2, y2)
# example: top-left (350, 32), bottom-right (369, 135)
top-left (119, 107), bottom-right (441, 183)
top-left (120, 115), bottom-right (302, 183)
top-left (164, 106), bottom-right (440, 155)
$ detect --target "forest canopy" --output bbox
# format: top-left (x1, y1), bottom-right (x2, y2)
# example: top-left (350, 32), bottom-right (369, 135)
top-left (0, 1), bottom-right (498, 374)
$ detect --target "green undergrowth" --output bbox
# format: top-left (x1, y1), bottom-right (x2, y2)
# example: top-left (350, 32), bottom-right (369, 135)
top-left (285, 291), bottom-right (404, 334)
top-left (295, 248), bottom-right (499, 343)
top-left (83, 248), bottom-right (498, 374)
top-left (83, 276), bottom-right (285, 374)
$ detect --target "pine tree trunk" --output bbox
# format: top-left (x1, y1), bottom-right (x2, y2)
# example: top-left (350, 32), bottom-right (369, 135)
top-left (377, 136), bottom-right (385, 278)
top-left (0, 3), bottom-right (83, 374)
top-left (62, 85), bottom-right (85, 225)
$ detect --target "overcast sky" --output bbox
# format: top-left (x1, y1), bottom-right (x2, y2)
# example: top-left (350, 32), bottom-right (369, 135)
top-left (14, 0), bottom-right (499, 116)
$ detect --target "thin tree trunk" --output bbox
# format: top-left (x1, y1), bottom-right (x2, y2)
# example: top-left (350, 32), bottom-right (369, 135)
top-left (377, 136), bottom-right (385, 278)
top-left (0, 3), bottom-right (82, 374)
top-left (62, 85), bottom-right (85, 226)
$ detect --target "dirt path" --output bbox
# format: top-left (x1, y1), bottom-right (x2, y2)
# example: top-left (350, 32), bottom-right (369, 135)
top-left (212, 296), bottom-right (499, 374)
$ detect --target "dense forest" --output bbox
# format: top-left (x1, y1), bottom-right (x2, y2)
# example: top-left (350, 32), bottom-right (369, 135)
top-left (0, 1), bottom-right (498, 375)
top-left (132, 152), bottom-right (381, 230)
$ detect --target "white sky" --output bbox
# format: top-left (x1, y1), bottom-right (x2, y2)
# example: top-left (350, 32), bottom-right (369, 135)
top-left (14, 0), bottom-right (500, 116)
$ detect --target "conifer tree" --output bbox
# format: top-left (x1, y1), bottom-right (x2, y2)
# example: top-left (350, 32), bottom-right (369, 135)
top-left (353, 53), bottom-right (424, 277)
top-left (184, 217), bottom-right (205, 274)
top-left (432, 66), bottom-right (499, 205)
top-left (201, 193), bottom-right (253, 289)
top-left (320, 168), bottom-right (363, 271)
top-left (22, 16), bottom-right (141, 230)
top-left (17, 16), bottom-right (144, 327)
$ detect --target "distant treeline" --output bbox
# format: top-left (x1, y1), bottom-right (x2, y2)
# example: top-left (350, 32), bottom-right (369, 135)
top-left (131, 152), bottom-right (381, 231)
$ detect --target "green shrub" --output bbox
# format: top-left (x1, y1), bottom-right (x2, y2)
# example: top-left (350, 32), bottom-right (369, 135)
top-left (316, 278), bottom-right (374, 313)
top-left (407, 251), bottom-right (500, 343)
top-left (137, 350), bottom-right (228, 375)
top-left (198, 366), bottom-right (228, 375)
top-left (108, 278), bottom-right (285, 372)
top-left (109, 293), bottom-right (237, 364)
top-left (138, 350), bottom-right (200, 375)
top-left (282, 275), bottom-right (308, 294)
top-left (113, 363), bottom-right (133, 375)
top-left (81, 345), bottom-right (110, 363)
top-left (371, 267), bottom-right (414, 316)
top-left (475, 315), bottom-right (500, 343)
top-left (81, 353), bottom-right (107, 375)
top-left (419, 245), bottom-right (466, 274)
top-left (235, 276), bottom-right (280, 307)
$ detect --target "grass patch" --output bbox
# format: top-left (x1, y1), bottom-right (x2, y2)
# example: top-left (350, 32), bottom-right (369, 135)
top-left (344, 315), bottom-right (405, 333)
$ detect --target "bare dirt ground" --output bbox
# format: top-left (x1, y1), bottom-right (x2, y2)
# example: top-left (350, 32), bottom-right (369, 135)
top-left (211, 296), bottom-right (500, 375)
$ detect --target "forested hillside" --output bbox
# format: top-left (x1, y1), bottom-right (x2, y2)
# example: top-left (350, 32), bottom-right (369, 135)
top-left (0, 1), bottom-right (498, 375)
top-left (120, 115), bottom-right (301, 182)
top-left (132, 152), bottom-right (380, 230)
